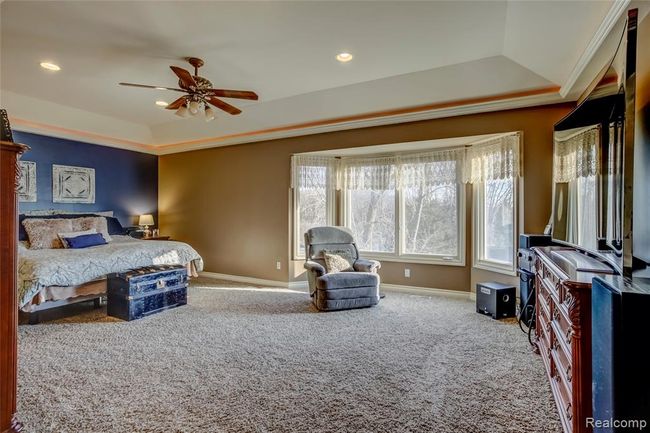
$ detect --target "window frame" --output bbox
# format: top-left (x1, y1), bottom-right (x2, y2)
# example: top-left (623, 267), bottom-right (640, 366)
top-left (342, 179), bottom-right (466, 267)
top-left (292, 168), bottom-right (336, 260)
top-left (472, 178), bottom-right (518, 276)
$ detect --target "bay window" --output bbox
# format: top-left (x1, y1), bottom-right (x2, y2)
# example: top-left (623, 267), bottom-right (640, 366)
top-left (291, 132), bottom-right (521, 269)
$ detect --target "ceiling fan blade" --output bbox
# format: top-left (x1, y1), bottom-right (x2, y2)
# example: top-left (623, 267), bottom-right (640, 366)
top-left (206, 89), bottom-right (259, 100)
top-left (165, 96), bottom-right (188, 110)
top-left (170, 66), bottom-right (197, 90)
top-left (207, 96), bottom-right (242, 115)
top-left (119, 82), bottom-right (185, 92)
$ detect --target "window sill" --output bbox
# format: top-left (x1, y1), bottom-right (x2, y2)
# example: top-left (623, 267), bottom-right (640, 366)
top-left (473, 261), bottom-right (517, 276)
top-left (361, 253), bottom-right (465, 267)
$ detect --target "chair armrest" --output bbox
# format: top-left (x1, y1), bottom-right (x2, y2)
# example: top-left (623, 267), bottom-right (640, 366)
top-left (354, 258), bottom-right (381, 273)
top-left (304, 260), bottom-right (326, 277)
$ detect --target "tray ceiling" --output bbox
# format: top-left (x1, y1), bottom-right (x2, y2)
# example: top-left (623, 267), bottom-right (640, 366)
top-left (0, 0), bottom-right (644, 153)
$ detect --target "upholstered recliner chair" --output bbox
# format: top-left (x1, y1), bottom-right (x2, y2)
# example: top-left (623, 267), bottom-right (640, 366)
top-left (304, 226), bottom-right (381, 311)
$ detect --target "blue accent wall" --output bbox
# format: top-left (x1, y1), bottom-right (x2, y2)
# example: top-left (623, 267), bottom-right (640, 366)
top-left (13, 131), bottom-right (158, 227)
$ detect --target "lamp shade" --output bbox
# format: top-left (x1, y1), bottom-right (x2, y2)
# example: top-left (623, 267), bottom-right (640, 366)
top-left (138, 214), bottom-right (154, 226)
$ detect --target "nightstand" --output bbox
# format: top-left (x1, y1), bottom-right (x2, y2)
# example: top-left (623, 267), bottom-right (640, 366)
top-left (142, 235), bottom-right (171, 241)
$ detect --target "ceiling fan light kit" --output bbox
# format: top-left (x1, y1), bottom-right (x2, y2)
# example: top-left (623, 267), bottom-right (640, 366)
top-left (119, 57), bottom-right (258, 122)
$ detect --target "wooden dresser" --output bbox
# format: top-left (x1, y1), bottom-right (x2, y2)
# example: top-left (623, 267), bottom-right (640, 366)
top-left (1, 140), bottom-right (28, 433)
top-left (533, 247), bottom-right (615, 433)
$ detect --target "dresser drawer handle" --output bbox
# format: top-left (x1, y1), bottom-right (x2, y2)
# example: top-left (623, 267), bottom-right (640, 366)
top-left (566, 403), bottom-right (573, 421)
top-left (566, 365), bottom-right (572, 382)
top-left (565, 328), bottom-right (573, 344)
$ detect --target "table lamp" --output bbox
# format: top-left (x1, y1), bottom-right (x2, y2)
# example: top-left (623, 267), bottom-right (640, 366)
top-left (138, 214), bottom-right (154, 238)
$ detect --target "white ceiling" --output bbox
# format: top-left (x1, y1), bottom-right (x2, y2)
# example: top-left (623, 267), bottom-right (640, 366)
top-left (0, 0), bottom-right (644, 153)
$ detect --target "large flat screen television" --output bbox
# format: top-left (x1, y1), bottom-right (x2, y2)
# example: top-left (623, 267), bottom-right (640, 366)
top-left (551, 10), bottom-right (637, 273)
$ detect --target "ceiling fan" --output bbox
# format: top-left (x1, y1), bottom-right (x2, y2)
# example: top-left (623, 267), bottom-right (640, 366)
top-left (119, 57), bottom-right (258, 122)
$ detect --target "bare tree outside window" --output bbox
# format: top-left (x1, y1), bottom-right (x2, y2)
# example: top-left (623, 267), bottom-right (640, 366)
top-left (482, 178), bottom-right (514, 264)
top-left (404, 183), bottom-right (458, 256)
top-left (348, 189), bottom-right (395, 252)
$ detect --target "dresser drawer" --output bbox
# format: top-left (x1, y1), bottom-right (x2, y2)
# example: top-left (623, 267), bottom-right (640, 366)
top-left (537, 258), bottom-right (561, 299)
top-left (551, 337), bottom-right (573, 397)
top-left (551, 307), bottom-right (573, 357)
top-left (551, 363), bottom-right (575, 433)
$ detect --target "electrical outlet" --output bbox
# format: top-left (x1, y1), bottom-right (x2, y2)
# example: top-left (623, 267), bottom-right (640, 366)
top-left (276, 261), bottom-right (282, 270)
top-left (404, 268), bottom-right (411, 278)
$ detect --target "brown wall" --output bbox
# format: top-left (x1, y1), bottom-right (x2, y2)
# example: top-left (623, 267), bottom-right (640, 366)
top-left (159, 103), bottom-right (573, 291)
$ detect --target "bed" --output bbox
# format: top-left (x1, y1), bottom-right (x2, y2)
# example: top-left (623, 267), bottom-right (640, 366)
top-left (18, 235), bottom-right (203, 322)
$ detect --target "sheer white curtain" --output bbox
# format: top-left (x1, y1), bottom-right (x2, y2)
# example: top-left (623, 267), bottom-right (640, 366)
top-left (466, 133), bottom-right (521, 184)
top-left (341, 156), bottom-right (396, 190)
top-left (553, 126), bottom-right (599, 183)
top-left (398, 149), bottom-right (465, 188)
top-left (291, 154), bottom-right (338, 190)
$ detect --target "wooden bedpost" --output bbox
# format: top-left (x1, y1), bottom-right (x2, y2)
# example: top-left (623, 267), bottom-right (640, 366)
top-left (1, 140), bottom-right (29, 433)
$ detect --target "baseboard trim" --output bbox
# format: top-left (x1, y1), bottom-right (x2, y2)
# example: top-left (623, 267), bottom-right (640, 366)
top-left (381, 283), bottom-right (472, 300)
top-left (288, 281), bottom-right (309, 291)
top-left (199, 271), bottom-right (289, 288)
top-left (199, 272), bottom-right (474, 300)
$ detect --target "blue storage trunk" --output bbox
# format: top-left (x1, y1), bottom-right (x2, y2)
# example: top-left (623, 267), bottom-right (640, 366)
top-left (107, 264), bottom-right (188, 321)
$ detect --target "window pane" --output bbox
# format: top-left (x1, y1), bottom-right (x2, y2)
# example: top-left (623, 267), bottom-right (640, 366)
top-left (577, 175), bottom-right (597, 251)
top-left (297, 166), bottom-right (328, 254)
top-left (349, 189), bottom-right (395, 253)
top-left (404, 184), bottom-right (458, 256)
top-left (483, 178), bottom-right (514, 264)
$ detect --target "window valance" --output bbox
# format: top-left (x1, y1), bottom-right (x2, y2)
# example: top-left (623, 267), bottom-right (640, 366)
top-left (341, 156), bottom-right (397, 190)
top-left (553, 126), bottom-right (599, 183)
top-left (290, 155), bottom-right (338, 189)
top-left (465, 133), bottom-right (522, 184)
top-left (399, 149), bottom-right (465, 188)
top-left (291, 132), bottom-right (522, 190)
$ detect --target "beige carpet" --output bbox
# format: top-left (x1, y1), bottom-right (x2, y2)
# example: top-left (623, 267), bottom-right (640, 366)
top-left (17, 278), bottom-right (561, 433)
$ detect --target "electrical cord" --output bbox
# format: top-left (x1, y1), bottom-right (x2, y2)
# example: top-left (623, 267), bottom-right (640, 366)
top-left (518, 289), bottom-right (536, 334)
top-left (517, 270), bottom-right (536, 335)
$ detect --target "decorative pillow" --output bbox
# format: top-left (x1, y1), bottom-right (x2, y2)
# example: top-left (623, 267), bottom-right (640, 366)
top-left (19, 213), bottom-right (106, 241)
top-left (324, 252), bottom-right (355, 273)
top-left (72, 217), bottom-right (112, 242)
top-left (22, 218), bottom-right (74, 249)
top-left (105, 216), bottom-right (126, 235)
top-left (64, 233), bottom-right (107, 249)
top-left (58, 228), bottom-right (97, 248)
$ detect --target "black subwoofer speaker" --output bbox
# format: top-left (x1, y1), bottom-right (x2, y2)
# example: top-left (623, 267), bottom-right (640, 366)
top-left (476, 282), bottom-right (516, 320)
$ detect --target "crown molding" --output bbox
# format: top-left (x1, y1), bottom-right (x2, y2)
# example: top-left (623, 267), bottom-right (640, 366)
top-left (156, 86), bottom-right (564, 155)
top-left (10, 117), bottom-right (157, 154)
top-left (8, 86), bottom-right (565, 156)
top-left (559, 0), bottom-right (631, 98)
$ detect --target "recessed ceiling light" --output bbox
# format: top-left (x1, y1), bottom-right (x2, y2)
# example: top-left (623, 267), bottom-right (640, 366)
top-left (336, 52), bottom-right (353, 63)
top-left (155, 87), bottom-right (166, 90)
top-left (155, 100), bottom-right (168, 107)
top-left (40, 62), bottom-right (61, 71)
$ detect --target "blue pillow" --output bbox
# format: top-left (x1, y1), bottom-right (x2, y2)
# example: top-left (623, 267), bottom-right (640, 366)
top-left (105, 217), bottom-right (126, 235)
top-left (64, 233), bottom-right (107, 249)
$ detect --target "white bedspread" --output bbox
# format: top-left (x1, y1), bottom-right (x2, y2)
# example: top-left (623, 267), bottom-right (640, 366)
top-left (18, 235), bottom-right (204, 307)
